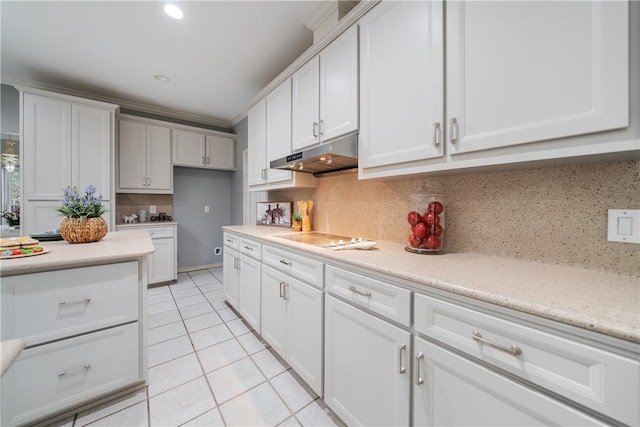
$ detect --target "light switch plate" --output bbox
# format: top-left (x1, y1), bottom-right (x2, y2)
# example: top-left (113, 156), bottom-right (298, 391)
top-left (608, 209), bottom-right (640, 244)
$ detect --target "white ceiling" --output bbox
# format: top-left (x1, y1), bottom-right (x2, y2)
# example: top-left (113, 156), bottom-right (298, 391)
top-left (0, 1), bottom-right (324, 128)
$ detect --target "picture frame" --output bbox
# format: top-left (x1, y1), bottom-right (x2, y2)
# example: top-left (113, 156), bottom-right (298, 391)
top-left (256, 202), bottom-right (292, 227)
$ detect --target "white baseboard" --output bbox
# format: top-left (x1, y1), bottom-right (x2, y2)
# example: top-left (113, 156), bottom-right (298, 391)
top-left (178, 262), bottom-right (223, 273)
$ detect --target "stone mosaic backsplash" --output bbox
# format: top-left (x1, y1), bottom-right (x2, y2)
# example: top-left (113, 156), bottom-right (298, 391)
top-left (271, 160), bottom-right (640, 276)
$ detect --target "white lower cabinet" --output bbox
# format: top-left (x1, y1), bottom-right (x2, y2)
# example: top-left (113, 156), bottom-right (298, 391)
top-left (261, 265), bottom-right (323, 395)
top-left (324, 294), bottom-right (411, 426)
top-left (2, 324), bottom-right (139, 427)
top-left (223, 246), bottom-right (241, 310)
top-left (237, 255), bottom-right (261, 333)
top-left (116, 224), bottom-right (177, 285)
top-left (413, 335), bottom-right (602, 426)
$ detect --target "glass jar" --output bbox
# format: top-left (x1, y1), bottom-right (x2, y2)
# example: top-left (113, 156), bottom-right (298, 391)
top-left (405, 189), bottom-right (445, 254)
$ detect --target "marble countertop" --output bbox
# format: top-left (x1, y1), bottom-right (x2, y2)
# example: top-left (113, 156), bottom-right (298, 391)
top-left (224, 225), bottom-right (640, 344)
top-left (0, 230), bottom-right (155, 277)
top-left (1, 339), bottom-right (25, 378)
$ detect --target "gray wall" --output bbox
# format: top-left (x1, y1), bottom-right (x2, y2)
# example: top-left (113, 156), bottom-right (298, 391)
top-left (1, 84), bottom-right (19, 134)
top-left (231, 117), bottom-right (248, 225)
top-left (173, 166), bottom-right (231, 269)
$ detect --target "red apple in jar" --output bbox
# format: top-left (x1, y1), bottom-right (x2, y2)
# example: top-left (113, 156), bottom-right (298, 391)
top-left (408, 233), bottom-right (423, 248)
top-left (428, 201), bottom-right (444, 215)
top-left (424, 235), bottom-right (441, 250)
top-left (430, 223), bottom-right (443, 237)
top-left (422, 211), bottom-right (441, 226)
top-left (412, 222), bottom-right (428, 239)
top-left (407, 211), bottom-right (422, 226)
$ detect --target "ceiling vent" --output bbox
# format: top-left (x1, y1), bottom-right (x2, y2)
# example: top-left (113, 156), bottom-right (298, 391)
top-left (304, 1), bottom-right (359, 44)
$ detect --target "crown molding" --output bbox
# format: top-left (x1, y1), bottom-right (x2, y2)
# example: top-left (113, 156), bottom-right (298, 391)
top-left (303, 1), bottom-right (339, 32)
top-left (239, 0), bottom-right (379, 117)
top-left (1, 76), bottom-right (232, 129)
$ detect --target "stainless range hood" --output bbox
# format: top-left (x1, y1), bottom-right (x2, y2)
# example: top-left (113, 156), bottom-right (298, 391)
top-left (270, 133), bottom-right (358, 175)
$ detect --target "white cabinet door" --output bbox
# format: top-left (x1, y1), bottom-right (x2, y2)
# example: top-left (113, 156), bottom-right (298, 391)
top-left (248, 99), bottom-right (268, 188)
top-left (324, 295), bottom-right (411, 426)
top-left (72, 104), bottom-right (112, 196)
top-left (359, 1), bottom-right (444, 170)
top-left (260, 265), bottom-right (287, 357)
top-left (413, 336), bottom-right (602, 426)
top-left (291, 57), bottom-right (320, 151)
top-left (446, 0), bottom-right (629, 155)
top-left (145, 124), bottom-right (172, 191)
top-left (172, 129), bottom-right (206, 168)
top-left (206, 134), bottom-right (235, 170)
top-left (286, 276), bottom-right (323, 396)
top-left (118, 120), bottom-right (147, 190)
top-left (22, 94), bottom-right (72, 200)
top-left (148, 237), bottom-right (175, 285)
top-left (238, 255), bottom-right (261, 333)
top-left (320, 25), bottom-right (359, 143)
top-left (265, 80), bottom-right (294, 184)
top-left (223, 247), bottom-right (241, 310)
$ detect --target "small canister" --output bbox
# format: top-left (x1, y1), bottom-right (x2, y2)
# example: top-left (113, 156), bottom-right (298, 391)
top-left (405, 188), bottom-right (445, 254)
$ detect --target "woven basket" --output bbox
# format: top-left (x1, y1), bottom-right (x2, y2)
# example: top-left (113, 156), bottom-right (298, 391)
top-left (60, 217), bottom-right (108, 244)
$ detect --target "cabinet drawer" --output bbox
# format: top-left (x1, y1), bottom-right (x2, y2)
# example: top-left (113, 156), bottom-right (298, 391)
top-left (144, 226), bottom-right (174, 239)
top-left (240, 237), bottom-right (262, 261)
top-left (414, 293), bottom-right (640, 426)
top-left (1, 323), bottom-right (140, 427)
top-left (1, 262), bottom-right (139, 346)
top-left (223, 232), bottom-right (240, 250)
top-left (325, 265), bottom-right (411, 327)
top-left (263, 245), bottom-right (324, 288)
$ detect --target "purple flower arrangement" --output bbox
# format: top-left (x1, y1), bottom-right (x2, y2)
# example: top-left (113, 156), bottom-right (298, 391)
top-left (57, 184), bottom-right (108, 218)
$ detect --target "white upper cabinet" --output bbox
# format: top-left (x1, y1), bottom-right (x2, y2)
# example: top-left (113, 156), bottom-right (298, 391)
top-left (117, 118), bottom-right (172, 193)
top-left (358, 0), bottom-right (632, 179)
top-left (248, 82), bottom-right (317, 191)
top-left (292, 25), bottom-right (359, 151)
top-left (358, 1), bottom-right (444, 172)
top-left (446, 0), bottom-right (629, 155)
top-left (20, 88), bottom-right (116, 233)
top-left (172, 128), bottom-right (235, 170)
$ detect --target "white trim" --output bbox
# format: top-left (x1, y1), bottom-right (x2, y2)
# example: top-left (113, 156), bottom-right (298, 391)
top-left (303, 1), bottom-right (339, 32)
top-left (178, 262), bottom-right (222, 273)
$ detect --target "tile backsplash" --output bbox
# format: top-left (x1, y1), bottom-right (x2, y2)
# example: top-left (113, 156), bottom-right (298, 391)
top-left (271, 160), bottom-right (640, 276)
top-left (115, 194), bottom-right (173, 224)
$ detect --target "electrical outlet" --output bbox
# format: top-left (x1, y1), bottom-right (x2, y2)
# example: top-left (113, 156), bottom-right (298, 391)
top-left (149, 205), bottom-right (157, 214)
top-left (608, 209), bottom-right (640, 244)
top-left (205, 206), bottom-right (210, 213)
top-left (214, 247), bottom-right (222, 255)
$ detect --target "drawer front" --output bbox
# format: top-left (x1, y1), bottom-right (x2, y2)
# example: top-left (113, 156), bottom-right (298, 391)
top-left (2, 262), bottom-right (139, 346)
top-left (414, 293), bottom-right (640, 426)
top-left (325, 265), bottom-right (411, 327)
top-left (263, 245), bottom-right (324, 288)
top-left (144, 226), bottom-right (174, 239)
top-left (240, 237), bottom-right (262, 261)
top-left (223, 232), bottom-right (240, 250)
top-left (1, 323), bottom-right (140, 427)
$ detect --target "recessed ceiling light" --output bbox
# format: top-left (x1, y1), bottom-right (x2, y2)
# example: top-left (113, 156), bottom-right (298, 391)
top-left (154, 74), bottom-right (170, 82)
top-left (164, 4), bottom-right (183, 20)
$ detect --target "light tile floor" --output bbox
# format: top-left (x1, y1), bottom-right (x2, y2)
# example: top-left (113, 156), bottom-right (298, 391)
top-left (46, 267), bottom-right (345, 427)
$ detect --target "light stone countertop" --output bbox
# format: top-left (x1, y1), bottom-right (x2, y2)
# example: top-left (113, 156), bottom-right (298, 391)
top-left (115, 221), bottom-right (179, 228)
top-left (1, 339), bottom-right (25, 378)
top-left (224, 225), bottom-right (640, 344)
top-left (0, 230), bottom-right (155, 277)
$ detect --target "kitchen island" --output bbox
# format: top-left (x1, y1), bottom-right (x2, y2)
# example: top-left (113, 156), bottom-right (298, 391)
top-left (0, 230), bottom-right (154, 426)
top-left (223, 225), bottom-right (640, 426)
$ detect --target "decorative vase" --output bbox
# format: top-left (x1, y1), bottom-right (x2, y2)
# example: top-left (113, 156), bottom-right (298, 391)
top-left (292, 220), bottom-right (302, 231)
top-left (60, 217), bottom-right (108, 244)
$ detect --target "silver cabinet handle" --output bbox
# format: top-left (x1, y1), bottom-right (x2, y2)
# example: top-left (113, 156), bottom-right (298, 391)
top-left (226, 238), bottom-right (233, 244)
top-left (312, 122), bottom-right (318, 138)
top-left (472, 331), bottom-right (522, 355)
top-left (59, 364), bottom-right (91, 377)
top-left (415, 352), bottom-right (424, 385)
top-left (244, 246), bottom-right (253, 251)
top-left (348, 285), bottom-right (371, 297)
top-left (234, 257), bottom-right (240, 270)
top-left (398, 343), bottom-right (407, 374)
top-left (279, 259), bottom-right (292, 266)
top-left (433, 122), bottom-right (441, 147)
top-left (319, 120), bottom-right (324, 137)
top-left (284, 283), bottom-right (290, 301)
top-left (449, 117), bottom-right (459, 144)
top-left (202, 156), bottom-right (206, 165)
top-left (279, 281), bottom-right (285, 298)
top-left (59, 298), bottom-right (91, 308)
top-left (206, 156), bottom-right (210, 165)
top-left (142, 177), bottom-right (147, 187)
